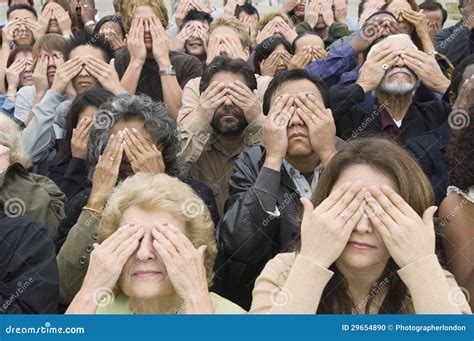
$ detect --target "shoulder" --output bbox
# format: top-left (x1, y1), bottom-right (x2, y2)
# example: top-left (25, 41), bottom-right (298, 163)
top-left (170, 52), bottom-right (201, 66)
top-left (233, 145), bottom-right (266, 171)
top-left (210, 292), bottom-right (247, 314)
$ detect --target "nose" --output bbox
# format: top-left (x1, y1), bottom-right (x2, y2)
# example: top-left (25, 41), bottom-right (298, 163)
top-left (47, 57), bottom-right (55, 67)
top-left (78, 65), bottom-right (90, 77)
top-left (135, 234), bottom-right (156, 261)
top-left (144, 19), bottom-right (150, 33)
top-left (224, 90), bottom-right (232, 106)
top-left (288, 105), bottom-right (304, 127)
top-left (354, 212), bottom-right (374, 234)
top-left (394, 55), bottom-right (404, 68)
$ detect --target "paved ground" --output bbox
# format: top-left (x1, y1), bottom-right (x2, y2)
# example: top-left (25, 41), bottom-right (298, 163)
top-left (0, 0), bottom-right (457, 32)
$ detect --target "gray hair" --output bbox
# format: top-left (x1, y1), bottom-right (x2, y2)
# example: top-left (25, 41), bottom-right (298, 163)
top-left (87, 94), bottom-right (180, 180)
top-left (0, 114), bottom-right (31, 169)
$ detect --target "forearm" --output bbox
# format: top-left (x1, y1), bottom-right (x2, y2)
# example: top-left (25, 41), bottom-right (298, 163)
top-left (120, 60), bottom-right (143, 95)
top-left (160, 75), bottom-right (183, 121)
top-left (25, 91), bottom-right (47, 126)
top-left (66, 286), bottom-right (99, 314)
top-left (184, 291), bottom-right (214, 314)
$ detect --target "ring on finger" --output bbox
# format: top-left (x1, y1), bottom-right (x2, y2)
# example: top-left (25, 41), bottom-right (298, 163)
top-left (109, 157), bottom-right (115, 162)
top-left (382, 63), bottom-right (389, 70)
top-left (340, 213), bottom-right (348, 222)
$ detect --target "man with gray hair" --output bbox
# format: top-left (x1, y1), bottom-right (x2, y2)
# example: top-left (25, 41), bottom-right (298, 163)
top-left (331, 34), bottom-right (452, 144)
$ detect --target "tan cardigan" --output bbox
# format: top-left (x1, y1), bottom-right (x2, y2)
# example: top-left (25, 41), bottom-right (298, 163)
top-left (250, 253), bottom-right (472, 314)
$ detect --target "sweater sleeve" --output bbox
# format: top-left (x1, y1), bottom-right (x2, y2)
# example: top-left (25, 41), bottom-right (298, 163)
top-left (250, 253), bottom-right (334, 314)
top-left (398, 254), bottom-right (472, 314)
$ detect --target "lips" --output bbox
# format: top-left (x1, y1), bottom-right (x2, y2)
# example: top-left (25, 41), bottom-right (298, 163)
top-left (289, 132), bottom-right (307, 139)
top-left (133, 270), bottom-right (161, 278)
top-left (78, 80), bottom-right (92, 88)
top-left (348, 241), bottom-right (376, 250)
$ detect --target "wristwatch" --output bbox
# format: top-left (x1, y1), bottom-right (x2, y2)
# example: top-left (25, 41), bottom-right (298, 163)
top-left (85, 20), bottom-right (95, 27)
top-left (158, 66), bottom-right (176, 76)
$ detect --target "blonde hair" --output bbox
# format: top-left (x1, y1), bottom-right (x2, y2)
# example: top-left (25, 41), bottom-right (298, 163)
top-left (257, 11), bottom-right (294, 31)
top-left (99, 173), bottom-right (218, 286)
top-left (208, 17), bottom-right (251, 49)
top-left (121, 0), bottom-right (169, 33)
top-left (0, 114), bottom-right (31, 168)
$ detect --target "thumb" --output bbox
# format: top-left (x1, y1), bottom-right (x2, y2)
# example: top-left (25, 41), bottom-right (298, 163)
top-left (197, 245), bottom-right (207, 256)
top-left (109, 58), bottom-right (115, 68)
top-left (299, 197), bottom-right (314, 217)
top-left (422, 206), bottom-right (438, 227)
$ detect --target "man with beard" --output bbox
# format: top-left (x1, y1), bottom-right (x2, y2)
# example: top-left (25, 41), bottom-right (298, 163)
top-left (169, 10), bottom-right (213, 65)
top-left (216, 69), bottom-right (341, 309)
top-left (332, 33), bottom-right (451, 144)
top-left (178, 56), bottom-right (263, 215)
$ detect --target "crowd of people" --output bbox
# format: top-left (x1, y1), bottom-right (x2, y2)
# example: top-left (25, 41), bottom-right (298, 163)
top-left (0, 0), bottom-right (472, 315)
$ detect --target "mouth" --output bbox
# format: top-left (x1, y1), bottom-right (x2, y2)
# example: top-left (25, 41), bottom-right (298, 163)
top-left (289, 132), bottom-right (307, 139)
top-left (187, 40), bottom-right (203, 48)
top-left (348, 241), bottom-right (376, 250)
top-left (78, 80), bottom-right (92, 88)
top-left (133, 270), bottom-right (161, 278)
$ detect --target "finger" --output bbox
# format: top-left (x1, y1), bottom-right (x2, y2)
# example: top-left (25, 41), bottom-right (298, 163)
top-left (123, 129), bottom-right (142, 158)
top-left (422, 206), bottom-right (438, 229)
top-left (153, 239), bottom-right (172, 264)
top-left (123, 140), bottom-right (138, 163)
top-left (130, 128), bottom-right (152, 152)
top-left (379, 185), bottom-right (421, 219)
top-left (115, 228), bottom-right (144, 260)
top-left (155, 223), bottom-right (190, 255)
top-left (152, 227), bottom-right (179, 258)
top-left (368, 186), bottom-right (403, 222)
top-left (100, 224), bottom-right (135, 249)
top-left (318, 181), bottom-right (353, 212)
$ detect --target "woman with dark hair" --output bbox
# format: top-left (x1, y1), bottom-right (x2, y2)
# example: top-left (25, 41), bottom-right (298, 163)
top-left (47, 86), bottom-right (114, 199)
top-left (251, 137), bottom-right (471, 314)
top-left (1, 46), bottom-right (33, 117)
top-left (92, 15), bottom-right (126, 51)
top-left (39, 0), bottom-right (79, 37)
top-left (253, 36), bottom-right (292, 77)
top-left (439, 87), bottom-right (474, 310)
top-left (56, 94), bottom-right (219, 307)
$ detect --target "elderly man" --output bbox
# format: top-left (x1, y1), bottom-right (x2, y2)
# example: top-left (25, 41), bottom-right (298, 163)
top-left (332, 33), bottom-right (451, 144)
top-left (216, 69), bottom-right (341, 309)
top-left (178, 56), bottom-right (264, 216)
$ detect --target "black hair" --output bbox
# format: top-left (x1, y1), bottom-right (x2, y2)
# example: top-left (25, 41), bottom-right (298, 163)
top-left (253, 36), bottom-right (292, 75)
top-left (181, 10), bottom-right (213, 30)
top-left (63, 30), bottom-right (114, 62)
top-left (59, 86), bottom-right (114, 159)
top-left (199, 56), bottom-right (257, 93)
top-left (291, 31), bottom-right (323, 52)
top-left (262, 69), bottom-right (331, 115)
top-left (7, 3), bottom-right (37, 19)
top-left (447, 54), bottom-right (474, 99)
top-left (8, 0), bottom-right (34, 6)
top-left (419, 1), bottom-right (448, 25)
top-left (93, 15), bottom-right (125, 37)
top-left (235, 3), bottom-right (260, 20)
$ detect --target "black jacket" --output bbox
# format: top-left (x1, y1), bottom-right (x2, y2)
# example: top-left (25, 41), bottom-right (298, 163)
top-left (216, 146), bottom-right (305, 309)
top-left (435, 20), bottom-right (474, 67)
top-left (0, 213), bottom-right (59, 313)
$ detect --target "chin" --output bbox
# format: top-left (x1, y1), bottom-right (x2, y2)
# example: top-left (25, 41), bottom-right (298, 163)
top-left (287, 143), bottom-right (312, 157)
top-left (339, 248), bottom-right (386, 269)
top-left (188, 48), bottom-right (205, 56)
top-left (122, 279), bottom-right (173, 299)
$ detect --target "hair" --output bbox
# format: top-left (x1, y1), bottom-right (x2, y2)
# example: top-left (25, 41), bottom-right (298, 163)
top-left (445, 109), bottom-right (474, 192)
top-left (7, 3), bottom-right (37, 19)
top-left (121, 0), bottom-right (169, 33)
top-left (208, 17), bottom-right (251, 49)
top-left (63, 30), bottom-right (114, 62)
top-left (59, 86), bottom-right (114, 159)
top-left (235, 3), bottom-right (260, 20)
top-left (262, 69), bottom-right (331, 115)
top-left (87, 94), bottom-right (180, 180)
top-left (253, 36), bottom-right (292, 75)
top-left (8, 0), bottom-right (34, 6)
top-left (99, 173), bottom-right (218, 288)
top-left (42, 0), bottom-right (80, 33)
top-left (5, 45), bottom-right (32, 90)
top-left (31, 33), bottom-right (66, 66)
top-left (447, 54), bottom-right (474, 99)
top-left (181, 10), bottom-right (213, 31)
top-left (93, 15), bottom-right (125, 37)
top-left (306, 137), bottom-right (434, 313)
top-left (0, 113), bottom-right (31, 168)
top-left (419, 1), bottom-right (448, 25)
top-left (291, 31), bottom-right (324, 52)
top-left (358, 0), bottom-right (378, 18)
top-left (257, 11), bottom-right (294, 31)
top-left (199, 56), bottom-right (257, 94)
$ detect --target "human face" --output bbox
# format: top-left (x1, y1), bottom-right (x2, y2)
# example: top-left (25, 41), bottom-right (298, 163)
top-left (16, 51), bottom-right (34, 87)
top-left (183, 20), bottom-right (209, 57)
top-left (294, 34), bottom-right (325, 55)
top-left (69, 45), bottom-right (105, 93)
top-left (423, 9), bottom-right (444, 34)
top-left (109, 118), bottom-right (155, 179)
top-left (265, 44), bottom-right (289, 75)
top-left (100, 21), bottom-right (125, 40)
top-left (38, 49), bottom-right (62, 86)
top-left (78, 105), bottom-right (98, 122)
top-left (334, 164), bottom-right (393, 270)
top-left (209, 71), bottom-right (248, 137)
top-left (119, 207), bottom-right (187, 300)
top-left (134, 5), bottom-right (159, 50)
top-left (294, 0), bottom-right (306, 17)
top-left (460, 0), bottom-right (474, 20)
top-left (9, 9), bottom-right (36, 46)
top-left (208, 26), bottom-right (249, 60)
top-left (385, 0), bottom-right (414, 34)
top-left (270, 79), bottom-right (324, 157)
top-left (238, 11), bottom-right (258, 23)
top-left (44, 3), bottom-right (60, 33)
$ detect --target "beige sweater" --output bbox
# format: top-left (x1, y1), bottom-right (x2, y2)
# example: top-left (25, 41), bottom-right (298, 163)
top-left (250, 253), bottom-right (472, 314)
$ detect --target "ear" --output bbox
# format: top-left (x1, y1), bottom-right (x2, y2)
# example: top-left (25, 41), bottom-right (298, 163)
top-left (243, 47), bottom-right (250, 61)
top-left (448, 91), bottom-right (456, 106)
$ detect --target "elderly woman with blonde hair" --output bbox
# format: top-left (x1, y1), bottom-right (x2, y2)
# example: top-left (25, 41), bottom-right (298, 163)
top-left (67, 173), bottom-right (245, 314)
top-left (0, 114), bottom-right (65, 238)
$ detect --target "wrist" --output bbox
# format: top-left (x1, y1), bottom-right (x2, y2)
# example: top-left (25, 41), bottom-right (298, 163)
top-left (129, 58), bottom-right (145, 68)
top-left (86, 194), bottom-right (106, 210)
top-left (356, 80), bottom-right (373, 93)
top-left (318, 147), bottom-right (337, 167)
top-left (264, 155), bottom-right (284, 172)
top-left (157, 57), bottom-right (171, 69)
top-left (299, 252), bottom-right (331, 269)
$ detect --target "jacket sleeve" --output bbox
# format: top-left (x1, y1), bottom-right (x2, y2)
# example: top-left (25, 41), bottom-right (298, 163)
top-left (435, 22), bottom-right (471, 66)
top-left (216, 154), bottom-right (284, 265)
top-left (0, 218), bottom-right (59, 314)
top-left (56, 210), bottom-right (100, 305)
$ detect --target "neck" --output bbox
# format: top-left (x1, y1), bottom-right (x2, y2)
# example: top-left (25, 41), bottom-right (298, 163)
top-left (286, 152), bottom-right (321, 173)
top-left (376, 91), bottom-right (413, 122)
top-left (336, 260), bottom-right (388, 313)
top-left (129, 292), bottom-right (184, 314)
top-left (217, 134), bottom-right (244, 154)
top-left (146, 50), bottom-right (153, 59)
